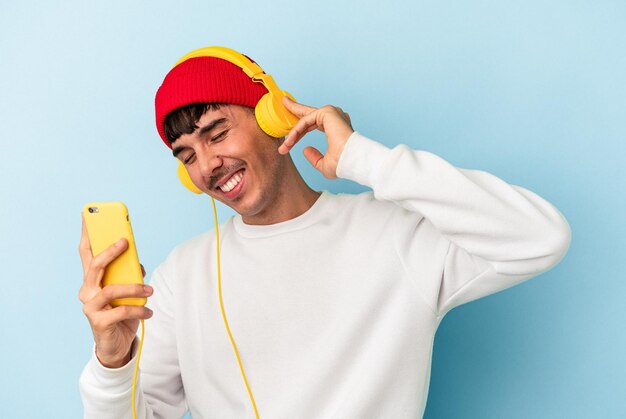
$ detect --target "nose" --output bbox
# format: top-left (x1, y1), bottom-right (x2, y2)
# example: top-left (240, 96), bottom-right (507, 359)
top-left (195, 149), bottom-right (223, 184)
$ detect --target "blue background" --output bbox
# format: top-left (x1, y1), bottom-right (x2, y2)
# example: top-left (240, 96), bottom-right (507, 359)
top-left (1, 1), bottom-right (624, 418)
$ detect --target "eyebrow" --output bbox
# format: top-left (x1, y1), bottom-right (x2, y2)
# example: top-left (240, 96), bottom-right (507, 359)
top-left (172, 117), bottom-right (228, 158)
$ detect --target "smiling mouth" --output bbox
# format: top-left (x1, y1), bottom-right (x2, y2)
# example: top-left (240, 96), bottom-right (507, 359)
top-left (217, 169), bottom-right (244, 192)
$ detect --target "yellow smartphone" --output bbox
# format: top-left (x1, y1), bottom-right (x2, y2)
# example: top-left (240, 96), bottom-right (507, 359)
top-left (82, 201), bottom-right (146, 307)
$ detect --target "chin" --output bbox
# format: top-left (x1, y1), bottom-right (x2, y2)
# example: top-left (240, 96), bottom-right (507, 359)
top-left (237, 193), bottom-right (276, 221)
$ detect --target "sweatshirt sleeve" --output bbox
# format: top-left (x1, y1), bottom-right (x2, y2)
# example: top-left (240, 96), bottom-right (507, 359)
top-left (79, 266), bottom-right (187, 418)
top-left (336, 131), bottom-right (571, 317)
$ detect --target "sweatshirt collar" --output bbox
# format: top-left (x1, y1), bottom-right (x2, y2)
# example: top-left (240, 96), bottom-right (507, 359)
top-left (232, 190), bottom-right (330, 238)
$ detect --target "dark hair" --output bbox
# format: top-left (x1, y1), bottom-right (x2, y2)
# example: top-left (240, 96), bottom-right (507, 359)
top-left (163, 103), bottom-right (254, 145)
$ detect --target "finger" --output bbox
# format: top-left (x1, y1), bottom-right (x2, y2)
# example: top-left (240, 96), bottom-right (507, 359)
top-left (303, 146), bottom-right (325, 172)
top-left (279, 112), bottom-right (320, 154)
top-left (79, 215), bottom-right (93, 273)
top-left (284, 124), bottom-right (318, 151)
top-left (79, 284), bottom-right (100, 304)
top-left (85, 283), bottom-right (153, 312)
top-left (344, 112), bottom-right (352, 127)
top-left (90, 304), bottom-right (153, 330)
top-left (140, 264), bottom-right (146, 278)
top-left (281, 96), bottom-right (317, 118)
top-left (105, 305), bottom-right (153, 324)
top-left (84, 238), bottom-right (128, 288)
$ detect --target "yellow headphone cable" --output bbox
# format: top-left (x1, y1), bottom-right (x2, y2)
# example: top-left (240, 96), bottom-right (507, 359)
top-left (132, 319), bottom-right (144, 419)
top-left (211, 196), bottom-right (260, 418)
top-left (131, 197), bottom-right (259, 419)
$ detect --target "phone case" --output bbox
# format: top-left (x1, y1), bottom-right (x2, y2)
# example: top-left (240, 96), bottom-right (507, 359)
top-left (82, 201), bottom-right (146, 307)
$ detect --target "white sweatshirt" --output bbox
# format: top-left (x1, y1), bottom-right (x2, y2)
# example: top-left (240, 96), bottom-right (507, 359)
top-left (80, 132), bottom-right (571, 419)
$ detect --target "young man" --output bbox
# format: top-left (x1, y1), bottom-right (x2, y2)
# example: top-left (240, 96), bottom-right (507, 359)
top-left (78, 49), bottom-right (571, 418)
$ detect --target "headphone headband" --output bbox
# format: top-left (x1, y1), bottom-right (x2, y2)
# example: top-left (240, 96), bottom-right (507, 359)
top-left (173, 46), bottom-right (281, 95)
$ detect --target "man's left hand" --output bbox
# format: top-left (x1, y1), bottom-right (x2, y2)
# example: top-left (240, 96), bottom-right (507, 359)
top-left (278, 96), bottom-right (354, 179)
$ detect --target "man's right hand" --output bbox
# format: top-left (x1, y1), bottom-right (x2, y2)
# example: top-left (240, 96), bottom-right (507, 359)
top-left (78, 216), bottom-right (153, 368)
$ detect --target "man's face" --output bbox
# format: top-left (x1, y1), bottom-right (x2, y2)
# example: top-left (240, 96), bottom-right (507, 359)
top-left (171, 105), bottom-right (286, 221)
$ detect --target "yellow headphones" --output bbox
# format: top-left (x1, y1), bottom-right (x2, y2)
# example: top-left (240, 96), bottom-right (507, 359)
top-left (173, 46), bottom-right (299, 194)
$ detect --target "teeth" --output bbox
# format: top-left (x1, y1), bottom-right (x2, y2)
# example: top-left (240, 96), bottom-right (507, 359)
top-left (219, 171), bottom-right (243, 193)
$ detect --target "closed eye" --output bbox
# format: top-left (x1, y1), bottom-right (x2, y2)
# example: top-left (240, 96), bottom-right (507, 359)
top-left (212, 130), bottom-right (228, 142)
top-left (180, 130), bottom-right (229, 165)
top-left (182, 153), bottom-right (195, 165)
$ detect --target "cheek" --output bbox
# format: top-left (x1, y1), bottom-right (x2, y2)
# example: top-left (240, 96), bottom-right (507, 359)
top-left (185, 166), bottom-right (205, 189)
top-left (254, 140), bottom-right (281, 167)
top-left (223, 129), bottom-right (259, 155)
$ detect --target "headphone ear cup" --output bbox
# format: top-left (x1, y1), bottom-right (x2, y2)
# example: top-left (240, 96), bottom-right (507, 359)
top-left (177, 161), bottom-right (203, 194)
top-left (255, 91), bottom-right (299, 138)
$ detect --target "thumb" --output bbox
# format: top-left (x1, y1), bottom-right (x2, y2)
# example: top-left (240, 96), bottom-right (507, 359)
top-left (282, 96), bottom-right (316, 118)
top-left (303, 146), bottom-right (324, 171)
